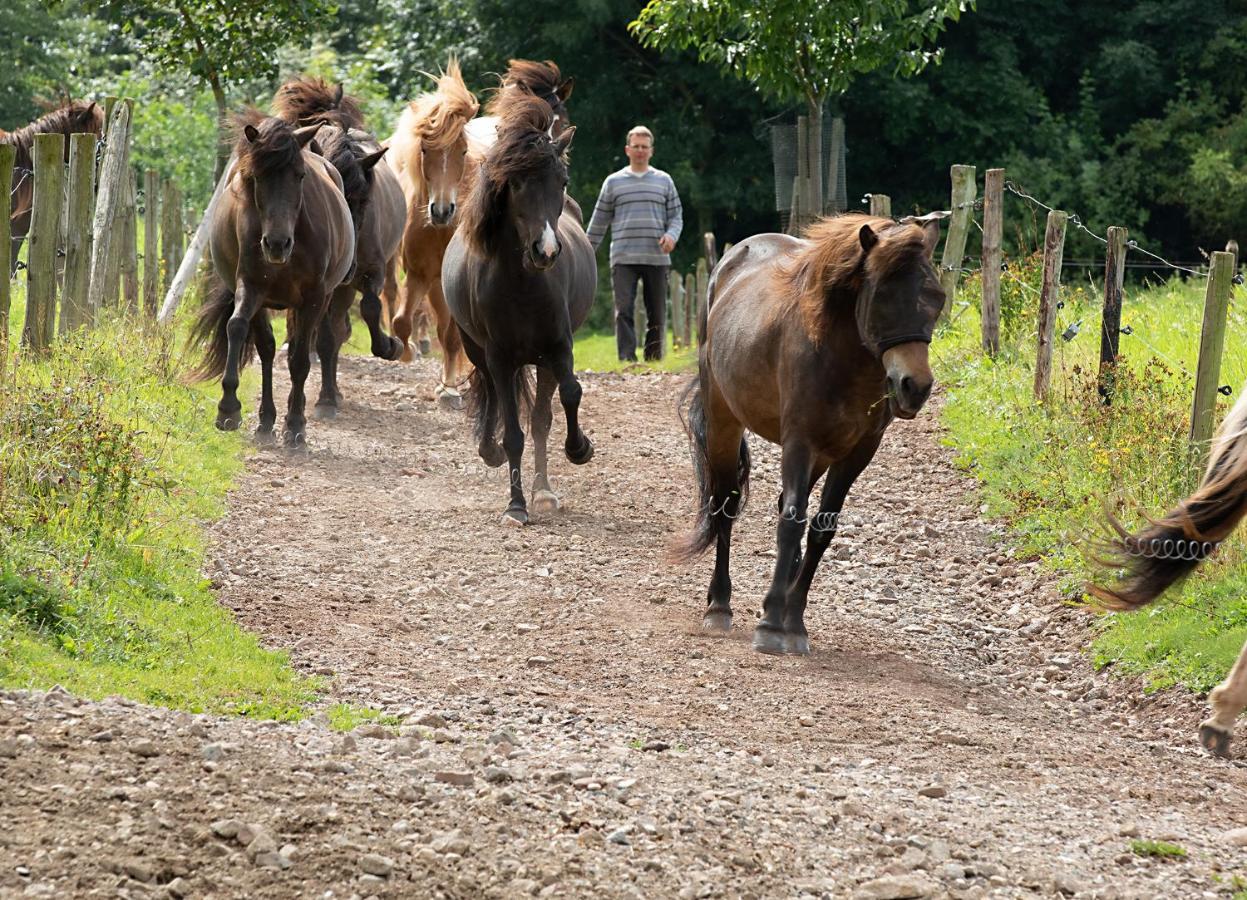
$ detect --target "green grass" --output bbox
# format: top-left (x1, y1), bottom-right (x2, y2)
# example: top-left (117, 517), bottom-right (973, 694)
top-left (1129, 840), bottom-right (1188, 859)
top-left (325, 702), bottom-right (402, 732)
top-left (0, 272), bottom-right (318, 719)
top-left (573, 330), bottom-right (697, 374)
top-left (933, 254), bottom-right (1247, 693)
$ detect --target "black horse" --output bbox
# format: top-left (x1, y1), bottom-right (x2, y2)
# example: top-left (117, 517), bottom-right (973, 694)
top-left (443, 94), bottom-right (596, 524)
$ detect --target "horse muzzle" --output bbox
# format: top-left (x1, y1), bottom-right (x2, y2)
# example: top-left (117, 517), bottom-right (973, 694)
top-left (261, 234), bottom-right (294, 265)
top-left (428, 202), bottom-right (456, 226)
top-left (525, 244), bottom-right (561, 272)
top-left (882, 342), bottom-right (934, 419)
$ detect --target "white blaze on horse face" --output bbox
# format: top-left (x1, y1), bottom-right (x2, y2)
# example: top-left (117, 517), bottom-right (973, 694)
top-left (540, 221), bottom-right (558, 258)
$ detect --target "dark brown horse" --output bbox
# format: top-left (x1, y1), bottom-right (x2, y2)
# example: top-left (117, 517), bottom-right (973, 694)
top-left (272, 78), bottom-right (406, 417)
top-left (679, 214), bottom-right (944, 655)
top-left (1090, 383), bottom-right (1247, 756)
top-left (190, 113), bottom-right (354, 447)
top-left (2, 101), bottom-right (103, 274)
top-left (465, 59), bottom-right (575, 148)
top-left (443, 95), bottom-right (596, 525)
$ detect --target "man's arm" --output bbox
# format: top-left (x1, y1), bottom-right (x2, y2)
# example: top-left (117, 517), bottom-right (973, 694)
top-left (661, 176), bottom-right (684, 250)
top-left (584, 179), bottom-right (614, 251)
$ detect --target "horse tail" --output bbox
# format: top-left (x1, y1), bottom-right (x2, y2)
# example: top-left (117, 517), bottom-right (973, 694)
top-left (465, 363), bottom-right (536, 446)
top-left (186, 274), bottom-right (250, 382)
top-left (1090, 384), bottom-right (1247, 609)
top-left (672, 377), bottom-right (750, 561)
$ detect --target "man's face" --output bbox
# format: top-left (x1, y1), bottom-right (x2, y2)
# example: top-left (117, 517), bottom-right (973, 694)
top-left (625, 134), bottom-right (653, 167)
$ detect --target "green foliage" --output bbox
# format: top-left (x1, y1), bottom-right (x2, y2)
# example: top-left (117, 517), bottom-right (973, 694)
top-left (1130, 840), bottom-right (1187, 859)
top-left (933, 264), bottom-right (1247, 692)
top-left (325, 703), bottom-right (402, 732)
top-left (573, 331), bottom-right (697, 374)
top-left (631, 0), bottom-right (973, 108)
top-left (0, 1), bottom-right (115, 124)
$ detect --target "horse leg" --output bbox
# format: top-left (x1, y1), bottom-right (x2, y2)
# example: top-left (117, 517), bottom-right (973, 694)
top-left (392, 272), bottom-right (418, 363)
top-left (491, 360), bottom-right (529, 525)
top-left (462, 332), bottom-right (505, 467)
top-left (429, 279), bottom-right (465, 410)
top-left (701, 383), bottom-right (747, 633)
top-left (251, 312), bottom-right (278, 444)
top-left (217, 285), bottom-right (257, 431)
top-left (1200, 637), bottom-right (1247, 756)
top-left (549, 348), bottom-right (593, 464)
top-left (283, 299), bottom-right (322, 448)
top-left (314, 285), bottom-right (352, 419)
top-left (363, 255), bottom-right (404, 360)
top-left (530, 366), bottom-right (560, 514)
top-left (414, 298), bottom-right (432, 357)
top-left (754, 441), bottom-right (814, 655)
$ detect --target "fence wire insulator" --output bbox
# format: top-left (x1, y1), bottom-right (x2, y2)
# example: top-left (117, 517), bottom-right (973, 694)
top-left (1219, 385), bottom-right (1234, 396)
top-left (1235, 273), bottom-right (1244, 285)
top-left (1061, 320), bottom-right (1081, 342)
top-left (14, 260), bottom-right (27, 271)
top-left (1119, 325), bottom-right (1133, 335)
top-left (55, 248), bottom-right (65, 258)
top-left (1056, 300), bottom-right (1065, 310)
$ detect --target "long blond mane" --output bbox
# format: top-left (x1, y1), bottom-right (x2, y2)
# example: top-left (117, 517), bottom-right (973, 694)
top-left (388, 59), bottom-right (479, 203)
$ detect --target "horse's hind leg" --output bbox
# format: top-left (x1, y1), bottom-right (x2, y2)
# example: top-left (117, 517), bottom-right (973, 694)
top-left (314, 285), bottom-right (353, 419)
top-left (251, 312), bottom-right (277, 443)
top-left (362, 255), bottom-right (404, 360)
top-left (392, 272), bottom-right (419, 363)
top-left (462, 332), bottom-right (505, 468)
top-left (754, 441), bottom-right (814, 655)
top-left (1200, 637), bottom-right (1247, 756)
top-left (283, 297), bottom-right (324, 448)
top-left (428, 279), bottom-right (466, 410)
top-left (530, 366), bottom-right (560, 514)
top-left (218, 285), bottom-right (257, 431)
top-left (491, 359), bottom-right (529, 525)
top-left (702, 386), bottom-right (746, 633)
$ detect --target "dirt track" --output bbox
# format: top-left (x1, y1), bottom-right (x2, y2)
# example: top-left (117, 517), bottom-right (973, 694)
top-left (3, 352), bottom-right (1247, 899)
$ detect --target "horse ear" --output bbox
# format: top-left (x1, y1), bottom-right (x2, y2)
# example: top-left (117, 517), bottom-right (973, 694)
top-left (309, 139), bottom-right (324, 157)
top-left (359, 147), bottom-right (388, 172)
top-left (554, 125), bottom-right (576, 157)
top-left (921, 219), bottom-right (941, 259)
top-left (557, 77), bottom-right (574, 102)
top-left (294, 123), bottom-right (322, 148)
top-left (333, 83), bottom-right (344, 107)
top-left (244, 124), bottom-right (260, 144)
top-left (859, 223), bottom-right (878, 254)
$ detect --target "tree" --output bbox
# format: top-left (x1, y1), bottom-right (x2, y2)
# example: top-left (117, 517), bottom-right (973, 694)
top-left (98, 0), bottom-right (335, 174)
top-left (631, 0), bottom-right (972, 221)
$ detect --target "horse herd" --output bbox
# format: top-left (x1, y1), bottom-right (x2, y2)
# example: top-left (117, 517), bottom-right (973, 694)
top-left (3, 63), bottom-right (1246, 757)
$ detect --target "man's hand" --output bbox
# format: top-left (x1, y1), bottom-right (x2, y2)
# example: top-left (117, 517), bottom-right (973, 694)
top-left (658, 234), bottom-right (676, 253)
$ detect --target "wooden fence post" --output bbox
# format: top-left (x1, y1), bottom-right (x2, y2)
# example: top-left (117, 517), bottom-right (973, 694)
top-left (1033, 209), bottom-right (1068, 401)
top-left (143, 169), bottom-right (160, 317)
top-left (161, 180), bottom-right (183, 293)
top-left (869, 194), bottom-right (891, 218)
top-left (22, 133), bottom-right (65, 351)
top-left (695, 257), bottom-right (709, 345)
top-left (684, 272), bottom-right (697, 345)
top-left (121, 167), bottom-right (139, 312)
top-left (88, 100), bottom-right (132, 320)
top-left (60, 133), bottom-right (97, 334)
top-left (1227, 239), bottom-right (1239, 272)
top-left (670, 269), bottom-right (685, 349)
top-left (1190, 251), bottom-right (1235, 452)
top-left (980, 169), bottom-right (1004, 356)
top-left (703, 232), bottom-right (719, 272)
top-left (939, 164), bottom-right (977, 321)
top-left (796, 116), bottom-right (809, 232)
top-left (0, 144), bottom-right (13, 359)
top-left (159, 153), bottom-right (238, 324)
top-left (1097, 226), bottom-right (1128, 404)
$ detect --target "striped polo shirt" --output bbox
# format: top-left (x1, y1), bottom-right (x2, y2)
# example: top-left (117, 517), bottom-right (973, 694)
top-left (585, 167), bottom-right (684, 267)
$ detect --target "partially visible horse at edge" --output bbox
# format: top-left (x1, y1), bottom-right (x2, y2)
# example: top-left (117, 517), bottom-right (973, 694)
top-left (272, 77), bottom-right (406, 418)
top-left (677, 214), bottom-right (945, 656)
top-left (1090, 383), bottom-right (1247, 757)
top-left (189, 112), bottom-right (354, 448)
top-left (443, 95), bottom-right (596, 525)
top-left (2, 101), bottom-right (104, 275)
top-left (387, 60), bottom-right (480, 408)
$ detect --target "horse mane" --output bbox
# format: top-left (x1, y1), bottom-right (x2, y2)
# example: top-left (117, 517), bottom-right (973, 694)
top-left (779, 214), bottom-right (931, 341)
top-left (0, 100), bottom-right (103, 170)
top-left (232, 109), bottom-right (306, 180)
top-left (272, 76), bottom-right (366, 130)
top-left (389, 59), bottom-right (479, 201)
top-left (318, 126), bottom-right (371, 222)
top-left (484, 59), bottom-right (563, 118)
top-left (460, 95), bottom-right (565, 257)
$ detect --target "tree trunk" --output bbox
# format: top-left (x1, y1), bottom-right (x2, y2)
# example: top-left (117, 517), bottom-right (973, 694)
top-left (807, 100), bottom-right (823, 218)
top-left (210, 74), bottom-right (229, 182)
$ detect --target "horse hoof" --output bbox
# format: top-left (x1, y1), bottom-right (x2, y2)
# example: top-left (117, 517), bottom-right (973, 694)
top-left (500, 508), bottom-right (528, 527)
top-left (479, 443), bottom-right (507, 468)
top-left (436, 389), bottom-right (465, 411)
top-left (386, 337), bottom-right (405, 361)
top-left (532, 490), bottom-right (561, 514)
top-left (216, 414), bottom-right (241, 432)
top-left (419, 338), bottom-right (432, 356)
top-left (254, 427), bottom-right (276, 446)
top-left (282, 429), bottom-right (306, 450)
top-left (702, 609), bottom-right (732, 633)
top-left (566, 436), bottom-right (594, 465)
top-left (752, 625), bottom-right (787, 656)
top-left (399, 344), bottom-right (414, 363)
top-left (784, 633), bottom-right (811, 656)
top-left (1199, 721), bottom-right (1232, 757)
top-left (312, 404), bottom-right (337, 420)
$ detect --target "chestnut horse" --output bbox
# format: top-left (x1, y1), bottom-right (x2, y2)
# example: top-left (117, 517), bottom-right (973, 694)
top-left (2, 101), bottom-right (103, 274)
top-left (272, 78), bottom-right (406, 417)
top-left (1090, 383), bottom-right (1247, 756)
top-left (443, 95), bottom-right (596, 525)
top-left (387, 61), bottom-right (479, 408)
top-left (678, 214), bottom-right (944, 655)
top-left (190, 113), bottom-right (354, 447)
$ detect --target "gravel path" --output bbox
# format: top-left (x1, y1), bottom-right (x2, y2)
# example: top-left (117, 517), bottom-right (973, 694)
top-left (3, 353), bottom-right (1247, 899)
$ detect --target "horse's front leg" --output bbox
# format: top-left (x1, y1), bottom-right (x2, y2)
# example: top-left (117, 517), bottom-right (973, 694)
top-left (251, 312), bottom-right (277, 443)
top-left (549, 348), bottom-right (593, 464)
top-left (530, 366), bottom-right (560, 513)
top-left (217, 284), bottom-right (257, 431)
top-left (362, 259), bottom-right (404, 360)
top-left (314, 285), bottom-right (353, 418)
top-left (1200, 638), bottom-right (1247, 756)
top-left (491, 360), bottom-right (528, 525)
top-left (283, 297), bottom-right (324, 448)
top-left (754, 442), bottom-right (813, 655)
top-left (428, 279), bottom-right (466, 409)
top-left (392, 268), bottom-right (422, 363)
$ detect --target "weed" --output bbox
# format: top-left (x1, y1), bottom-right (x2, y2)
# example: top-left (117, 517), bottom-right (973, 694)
top-left (1129, 840), bottom-right (1187, 859)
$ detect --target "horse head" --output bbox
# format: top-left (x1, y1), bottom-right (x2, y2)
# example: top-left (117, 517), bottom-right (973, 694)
top-left (237, 116), bottom-right (322, 265)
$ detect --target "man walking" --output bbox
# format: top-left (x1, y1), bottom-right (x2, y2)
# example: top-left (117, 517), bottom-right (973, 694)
top-left (586, 126), bottom-right (683, 362)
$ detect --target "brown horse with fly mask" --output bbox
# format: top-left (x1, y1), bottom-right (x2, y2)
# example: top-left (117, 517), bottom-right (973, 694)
top-left (189, 112), bottom-right (354, 447)
top-left (678, 214), bottom-right (944, 655)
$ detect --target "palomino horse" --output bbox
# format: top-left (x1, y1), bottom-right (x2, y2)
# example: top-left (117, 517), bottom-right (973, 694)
top-left (387, 61), bottom-right (479, 408)
top-left (272, 77), bottom-right (406, 417)
top-left (678, 214), bottom-right (944, 655)
top-left (443, 95), bottom-right (596, 525)
top-left (1090, 383), bottom-right (1247, 756)
top-left (465, 59), bottom-right (575, 149)
top-left (2, 101), bottom-right (104, 274)
top-left (190, 113), bottom-right (354, 447)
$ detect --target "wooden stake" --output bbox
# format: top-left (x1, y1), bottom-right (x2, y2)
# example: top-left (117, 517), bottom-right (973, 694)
top-left (670, 269), bottom-right (685, 349)
top-left (703, 232), bottom-right (718, 272)
top-left (159, 153), bottom-right (237, 324)
top-left (869, 194), bottom-right (891, 218)
top-left (980, 169), bottom-right (1004, 356)
top-left (60, 133), bottom-right (97, 334)
top-left (0, 144), bottom-right (14, 359)
top-left (161, 180), bottom-right (182, 293)
top-left (121, 167), bottom-right (139, 312)
top-left (695, 257), bottom-right (708, 346)
top-left (1097, 226), bottom-right (1128, 404)
top-left (23, 133), bottom-right (64, 351)
top-left (144, 169), bottom-right (160, 317)
top-left (938, 164), bottom-right (977, 321)
top-left (88, 101), bottom-right (132, 319)
top-left (684, 272), bottom-right (697, 346)
top-left (1033, 209), bottom-right (1068, 401)
top-left (1190, 251), bottom-right (1235, 452)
